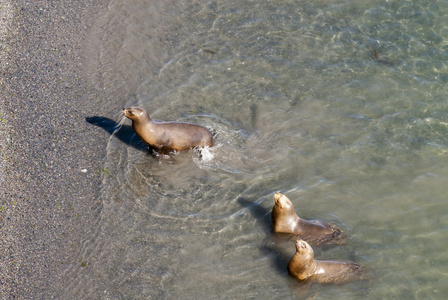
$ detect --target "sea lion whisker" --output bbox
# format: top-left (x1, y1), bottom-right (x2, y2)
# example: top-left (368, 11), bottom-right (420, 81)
top-left (113, 115), bottom-right (127, 133)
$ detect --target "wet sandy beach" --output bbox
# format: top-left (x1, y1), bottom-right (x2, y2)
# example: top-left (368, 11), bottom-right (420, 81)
top-left (1, 1), bottom-right (110, 298)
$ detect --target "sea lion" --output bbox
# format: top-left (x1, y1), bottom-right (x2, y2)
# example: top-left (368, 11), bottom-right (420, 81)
top-left (123, 107), bottom-right (214, 154)
top-left (288, 239), bottom-right (366, 284)
top-left (271, 192), bottom-right (346, 246)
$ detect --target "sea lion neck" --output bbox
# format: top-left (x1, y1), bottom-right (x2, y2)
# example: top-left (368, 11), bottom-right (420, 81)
top-left (300, 258), bottom-right (319, 280)
top-left (289, 252), bottom-right (318, 280)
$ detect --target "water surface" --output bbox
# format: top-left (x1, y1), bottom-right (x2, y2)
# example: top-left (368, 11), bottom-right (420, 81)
top-left (66, 0), bottom-right (448, 298)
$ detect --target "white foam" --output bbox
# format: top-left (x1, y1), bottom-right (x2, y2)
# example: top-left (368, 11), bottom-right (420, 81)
top-left (199, 146), bottom-right (214, 162)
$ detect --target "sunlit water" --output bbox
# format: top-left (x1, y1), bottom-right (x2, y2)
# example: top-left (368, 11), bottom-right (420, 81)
top-left (64, 0), bottom-right (448, 299)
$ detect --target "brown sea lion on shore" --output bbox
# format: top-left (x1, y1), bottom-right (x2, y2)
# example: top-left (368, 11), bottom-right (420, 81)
top-left (271, 192), bottom-right (346, 246)
top-left (123, 107), bottom-right (213, 154)
top-left (288, 239), bottom-right (366, 284)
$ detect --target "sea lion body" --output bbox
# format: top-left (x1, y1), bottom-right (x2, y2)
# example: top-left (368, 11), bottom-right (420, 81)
top-left (288, 240), bottom-right (366, 284)
top-left (123, 107), bottom-right (213, 153)
top-left (271, 192), bottom-right (345, 246)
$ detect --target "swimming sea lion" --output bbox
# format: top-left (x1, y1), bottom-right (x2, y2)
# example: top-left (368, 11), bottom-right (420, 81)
top-left (123, 107), bottom-right (214, 154)
top-left (288, 239), bottom-right (366, 284)
top-left (271, 192), bottom-right (346, 246)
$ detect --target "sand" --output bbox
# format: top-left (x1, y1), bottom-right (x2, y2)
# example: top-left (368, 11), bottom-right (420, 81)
top-left (0, 1), bottom-right (111, 298)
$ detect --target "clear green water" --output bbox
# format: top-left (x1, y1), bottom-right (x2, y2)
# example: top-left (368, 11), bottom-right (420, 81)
top-left (66, 0), bottom-right (448, 298)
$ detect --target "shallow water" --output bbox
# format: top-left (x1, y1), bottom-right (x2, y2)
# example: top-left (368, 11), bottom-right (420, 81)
top-left (66, 0), bottom-right (448, 298)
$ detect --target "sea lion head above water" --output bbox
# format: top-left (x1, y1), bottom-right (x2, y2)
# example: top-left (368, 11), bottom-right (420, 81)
top-left (271, 192), bottom-right (301, 233)
top-left (122, 107), bottom-right (214, 154)
top-left (122, 106), bottom-right (148, 122)
top-left (273, 191), bottom-right (294, 210)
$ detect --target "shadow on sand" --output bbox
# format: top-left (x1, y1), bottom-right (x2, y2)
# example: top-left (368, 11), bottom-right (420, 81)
top-left (86, 116), bottom-right (150, 153)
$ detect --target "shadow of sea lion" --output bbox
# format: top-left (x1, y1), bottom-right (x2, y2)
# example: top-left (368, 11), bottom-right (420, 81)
top-left (86, 116), bottom-right (150, 153)
top-left (237, 197), bottom-right (292, 275)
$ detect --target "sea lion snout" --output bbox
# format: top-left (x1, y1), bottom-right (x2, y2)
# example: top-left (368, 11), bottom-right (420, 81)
top-left (296, 239), bottom-right (308, 250)
top-left (122, 108), bottom-right (134, 116)
top-left (274, 192), bottom-right (282, 202)
top-left (273, 192), bottom-right (292, 210)
top-left (273, 192), bottom-right (284, 208)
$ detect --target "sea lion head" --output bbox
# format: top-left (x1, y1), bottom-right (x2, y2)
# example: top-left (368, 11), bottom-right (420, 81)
top-left (288, 239), bottom-right (316, 280)
top-left (273, 192), bottom-right (294, 211)
top-left (123, 107), bottom-right (148, 122)
top-left (271, 192), bottom-right (299, 232)
top-left (295, 239), bottom-right (314, 261)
